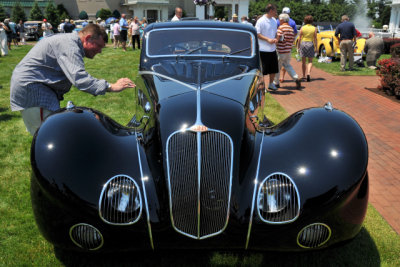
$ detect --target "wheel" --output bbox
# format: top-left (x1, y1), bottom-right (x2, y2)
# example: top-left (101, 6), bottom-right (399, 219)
top-left (319, 45), bottom-right (327, 57)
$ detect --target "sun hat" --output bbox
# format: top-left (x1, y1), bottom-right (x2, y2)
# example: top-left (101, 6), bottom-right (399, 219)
top-left (233, 14), bottom-right (238, 18)
top-left (282, 7), bottom-right (290, 14)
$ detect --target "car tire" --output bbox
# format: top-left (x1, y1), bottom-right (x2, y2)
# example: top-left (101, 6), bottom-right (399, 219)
top-left (319, 45), bottom-right (327, 57)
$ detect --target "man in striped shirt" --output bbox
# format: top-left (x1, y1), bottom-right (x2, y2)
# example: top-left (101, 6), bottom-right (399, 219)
top-left (274, 13), bottom-right (301, 89)
top-left (10, 24), bottom-right (136, 135)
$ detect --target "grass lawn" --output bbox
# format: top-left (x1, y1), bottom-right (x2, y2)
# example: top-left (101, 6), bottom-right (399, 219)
top-left (310, 54), bottom-right (391, 76)
top-left (0, 44), bottom-right (400, 266)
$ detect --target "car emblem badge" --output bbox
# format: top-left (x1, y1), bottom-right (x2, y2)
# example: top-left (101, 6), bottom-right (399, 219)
top-left (190, 124), bottom-right (208, 132)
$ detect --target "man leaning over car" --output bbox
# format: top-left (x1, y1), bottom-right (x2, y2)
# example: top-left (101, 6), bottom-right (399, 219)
top-left (335, 15), bottom-right (357, 71)
top-left (10, 23), bottom-right (136, 135)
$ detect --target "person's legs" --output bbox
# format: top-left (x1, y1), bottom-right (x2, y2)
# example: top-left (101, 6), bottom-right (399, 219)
top-left (136, 35), bottom-right (140, 49)
top-left (120, 31), bottom-right (127, 51)
top-left (260, 51), bottom-right (279, 90)
top-left (347, 41), bottom-right (354, 69)
top-left (306, 57), bottom-right (313, 76)
top-left (273, 53), bottom-right (283, 85)
top-left (301, 57), bottom-right (307, 78)
top-left (280, 67), bottom-right (286, 82)
top-left (20, 107), bottom-right (52, 136)
top-left (281, 53), bottom-right (298, 80)
top-left (339, 42), bottom-right (347, 71)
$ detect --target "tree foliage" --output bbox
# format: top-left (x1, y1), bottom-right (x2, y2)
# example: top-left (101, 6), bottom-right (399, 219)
top-left (11, 1), bottom-right (26, 22)
top-left (79, 10), bottom-right (88, 20)
top-left (367, 0), bottom-right (391, 27)
top-left (0, 4), bottom-right (6, 22)
top-left (96, 8), bottom-right (112, 20)
top-left (112, 9), bottom-right (121, 19)
top-left (249, 0), bottom-right (363, 24)
top-left (45, 2), bottom-right (58, 29)
top-left (56, 4), bottom-right (70, 19)
top-left (29, 1), bottom-right (44, 21)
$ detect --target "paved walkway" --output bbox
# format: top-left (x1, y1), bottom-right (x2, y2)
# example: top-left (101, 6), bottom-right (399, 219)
top-left (270, 61), bottom-right (400, 234)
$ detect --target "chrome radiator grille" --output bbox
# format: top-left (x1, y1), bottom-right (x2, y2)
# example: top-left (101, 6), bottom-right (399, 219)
top-left (167, 130), bottom-right (233, 239)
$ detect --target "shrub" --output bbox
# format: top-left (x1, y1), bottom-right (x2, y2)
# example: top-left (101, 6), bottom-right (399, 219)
top-left (382, 38), bottom-right (400, 54)
top-left (390, 43), bottom-right (400, 58)
top-left (377, 58), bottom-right (400, 97)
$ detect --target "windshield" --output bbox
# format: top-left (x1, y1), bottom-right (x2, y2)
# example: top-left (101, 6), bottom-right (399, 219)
top-left (147, 28), bottom-right (255, 58)
top-left (24, 23), bottom-right (38, 27)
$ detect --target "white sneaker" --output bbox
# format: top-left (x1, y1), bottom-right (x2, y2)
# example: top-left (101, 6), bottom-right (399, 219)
top-left (268, 83), bottom-right (278, 91)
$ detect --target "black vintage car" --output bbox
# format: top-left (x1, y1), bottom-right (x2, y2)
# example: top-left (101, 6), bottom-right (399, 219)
top-left (24, 21), bottom-right (43, 41)
top-left (31, 21), bottom-right (368, 252)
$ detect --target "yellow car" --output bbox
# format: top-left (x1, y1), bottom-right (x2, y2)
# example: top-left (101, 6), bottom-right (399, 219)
top-left (295, 26), bottom-right (366, 58)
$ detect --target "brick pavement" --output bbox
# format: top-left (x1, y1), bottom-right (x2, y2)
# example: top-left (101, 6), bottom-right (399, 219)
top-left (270, 61), bottom-right (400, 234)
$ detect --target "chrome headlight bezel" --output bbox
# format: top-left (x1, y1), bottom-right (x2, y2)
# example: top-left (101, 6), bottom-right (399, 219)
top-left (99, 174), bottom-right (143, 225)
top-left (257, 172), bottom-right (300, 224)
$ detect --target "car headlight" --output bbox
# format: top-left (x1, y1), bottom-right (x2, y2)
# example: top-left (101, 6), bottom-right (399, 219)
top-left (257, 173), bottom-right (300, 223)
top-left (99, 174), bottom-right (143, 225)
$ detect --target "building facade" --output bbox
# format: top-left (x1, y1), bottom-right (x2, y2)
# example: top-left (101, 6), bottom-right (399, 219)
top-left (1, 0), bottom-right (50, 18)
top-left (53, 0), bottom-right (248, 22)
top-left (389, 0), bottom-right (400, 34)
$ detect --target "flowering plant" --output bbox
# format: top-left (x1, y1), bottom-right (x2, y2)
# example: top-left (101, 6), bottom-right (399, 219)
top-left (377, 58), bottom-right (400, 98)
top-left (193, 0), bottom-right (215, 6)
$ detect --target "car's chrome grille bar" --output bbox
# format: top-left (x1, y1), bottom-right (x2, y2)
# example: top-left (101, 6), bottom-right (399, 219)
top-left (167, 129), bottom-right (233, 239)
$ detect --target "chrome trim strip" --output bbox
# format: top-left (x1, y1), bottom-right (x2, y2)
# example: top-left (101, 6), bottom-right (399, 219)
top-left (256, 172), bottom-right (301, 224)
top-left (196, 67), bottom-right (202, 239)
top-left (166, 128), bottom-right (234, 240)
top-left (98, 174), bottom-right (143, 225)
top-left (69, 223), bottom-right (104, 251)
top-left (139, 71), bottom-right (257, 94)
top-left (201, 72), bottom-right (258, 91)
top-left (297, 223), bottom-right (332, 248)
top-left (245, 132), bottom-right (265, 249)
top-left (197, 131), bottom-right (201, 238)
top-left (146, 27), bottom-right (256, 58)
top-left (136, 141), bottom-right (154, 250)
top-left (138, 70), bottom-right (197, 91)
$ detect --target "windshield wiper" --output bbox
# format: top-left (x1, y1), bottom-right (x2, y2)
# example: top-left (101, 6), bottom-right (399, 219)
top-left (227, 47), bottom-right (251, 55)
top-left (185, 45), bottom-right (204, 55)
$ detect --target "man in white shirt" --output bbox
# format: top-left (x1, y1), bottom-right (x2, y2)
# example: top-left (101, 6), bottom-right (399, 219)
top-left (171, 7), bottom-right (182, 21)
top-left (41, 19), bottom-right (53, 37)
top-left (255, 4), bottom-right (279, 91)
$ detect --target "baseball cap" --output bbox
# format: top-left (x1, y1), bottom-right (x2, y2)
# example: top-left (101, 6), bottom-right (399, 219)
top-left (282, 7), bottom-right (290, 14)
top-left (43, 18), bottom-right (47, 22)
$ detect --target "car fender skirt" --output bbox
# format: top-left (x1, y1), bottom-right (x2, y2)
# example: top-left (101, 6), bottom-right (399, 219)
top-left (31, 107), bottom-right (144, 212)
top-left (246, 107), bottom-right (368, 249)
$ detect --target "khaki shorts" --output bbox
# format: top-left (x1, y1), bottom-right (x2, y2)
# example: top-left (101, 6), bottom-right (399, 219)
top-left (21, 107), bottom-right (52, 136)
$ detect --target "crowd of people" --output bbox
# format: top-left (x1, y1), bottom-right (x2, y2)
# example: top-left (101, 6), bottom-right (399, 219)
top-left (249, 4), bottom-right (385, 91)
top-left (0, 18), bottom-right (26, 56)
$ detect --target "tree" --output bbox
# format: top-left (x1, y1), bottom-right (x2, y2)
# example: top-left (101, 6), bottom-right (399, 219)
top-left (79, 10), bottom-right (88, 20)
top-left (45, 1), bottom-right (59, 29)
top-left (29, 1), bottom-right (44, 21)
top-left (0, 4), bottom-right (6, 22)
top-left (96, 8), bottom-right (112, 20)
top-left (12, 1), bottom-right (27, 22)
top-left (59, 11), bottom-right (69, 21)
top-left (112, 9), bottom-right (121, 19)
top-left (56, 4), bottom-right (70, 19)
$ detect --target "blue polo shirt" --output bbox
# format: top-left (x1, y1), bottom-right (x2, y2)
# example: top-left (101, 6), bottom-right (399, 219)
top-left (335, 21), bottom-right (356, 40)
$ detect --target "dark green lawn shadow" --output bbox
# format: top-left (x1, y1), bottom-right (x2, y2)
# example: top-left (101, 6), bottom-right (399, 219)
top-left (54, 227), bottom-right (379, 267)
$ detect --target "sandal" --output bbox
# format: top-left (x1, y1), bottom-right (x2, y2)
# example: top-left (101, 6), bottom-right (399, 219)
top-left (301, 77), bottom-right (307, 81)
top-left (279, 78), bottom-right (284, 83)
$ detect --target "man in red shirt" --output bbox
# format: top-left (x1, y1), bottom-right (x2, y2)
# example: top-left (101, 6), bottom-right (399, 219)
top-left (274, 13), bottom-right (301, 89)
